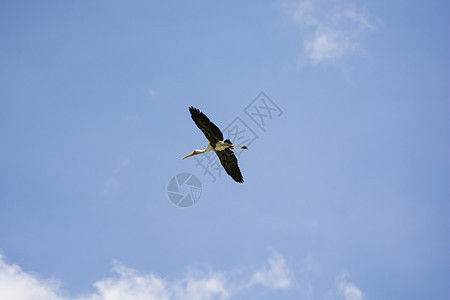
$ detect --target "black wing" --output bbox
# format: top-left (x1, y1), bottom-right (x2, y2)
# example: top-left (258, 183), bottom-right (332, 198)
top-left (189, 106), bottom-right (223, 144)
top-left (215, 149), bottom-right (244, 183)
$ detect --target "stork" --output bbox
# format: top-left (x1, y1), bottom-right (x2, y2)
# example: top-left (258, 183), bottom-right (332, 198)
top-left (183, 106), bottom-right (248, 183)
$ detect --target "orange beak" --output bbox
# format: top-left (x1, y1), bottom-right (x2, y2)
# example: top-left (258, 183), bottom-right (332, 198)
top-left (182, 151), bottom-right (196, 160)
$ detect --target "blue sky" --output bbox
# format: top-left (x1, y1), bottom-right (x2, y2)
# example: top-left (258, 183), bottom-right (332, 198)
top-left (0, 1), bottom-right (449, 299)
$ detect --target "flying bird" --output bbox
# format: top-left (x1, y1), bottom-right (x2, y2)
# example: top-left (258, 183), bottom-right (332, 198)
top-left (183, 106), bottom-right (248, 183)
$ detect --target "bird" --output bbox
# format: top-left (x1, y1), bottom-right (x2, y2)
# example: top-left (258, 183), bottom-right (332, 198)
top-left (183, 106), bottom-right (248, 183)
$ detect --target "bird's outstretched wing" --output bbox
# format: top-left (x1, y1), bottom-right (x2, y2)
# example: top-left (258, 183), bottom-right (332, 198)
top-left (189, 106), bottom-right (223, 144)
top-left (215, 149), bottom-right (244, 183)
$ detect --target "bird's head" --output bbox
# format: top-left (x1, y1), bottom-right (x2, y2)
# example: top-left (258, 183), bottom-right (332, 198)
top-left (182, 150), bottom-right (200, 160)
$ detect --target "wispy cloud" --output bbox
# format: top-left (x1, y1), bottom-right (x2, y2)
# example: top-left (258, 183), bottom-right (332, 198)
top-left (282, 0), bottom-right (376, 63)
top-left (77, 261), bottom-right (229, 300)
top-left (336, 272), bottom-right (364, 300)
top-left (248, 253), bottom-right (293, 289)
top-left (0, 253), bottom-right (293, 300)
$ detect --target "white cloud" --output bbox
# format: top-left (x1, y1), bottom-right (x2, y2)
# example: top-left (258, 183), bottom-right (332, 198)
top-left (0, 253), bottom-right (292, 300)
top-left (171, 270), bottom-right (229, 300)
top-left (0, 253), bottom-right (367, 300)
top-left (336, 273), bottom-right (364, 300)
top-left (248, 253), bottom-right (293, 289)
top-left (283, 0), bottom-right (375, 63)
top-left (0, 254), bottom-right (66, 300)
top-left (75, 262), bottom-right (229, 300)
top-left (305, 29), bottom-right (349, 62)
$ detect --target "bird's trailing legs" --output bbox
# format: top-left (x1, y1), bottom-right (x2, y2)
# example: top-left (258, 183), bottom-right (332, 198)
top-left (222, 139), bottom-right (248, 150)
top-left (231, 145), bottom-right (248, 149)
